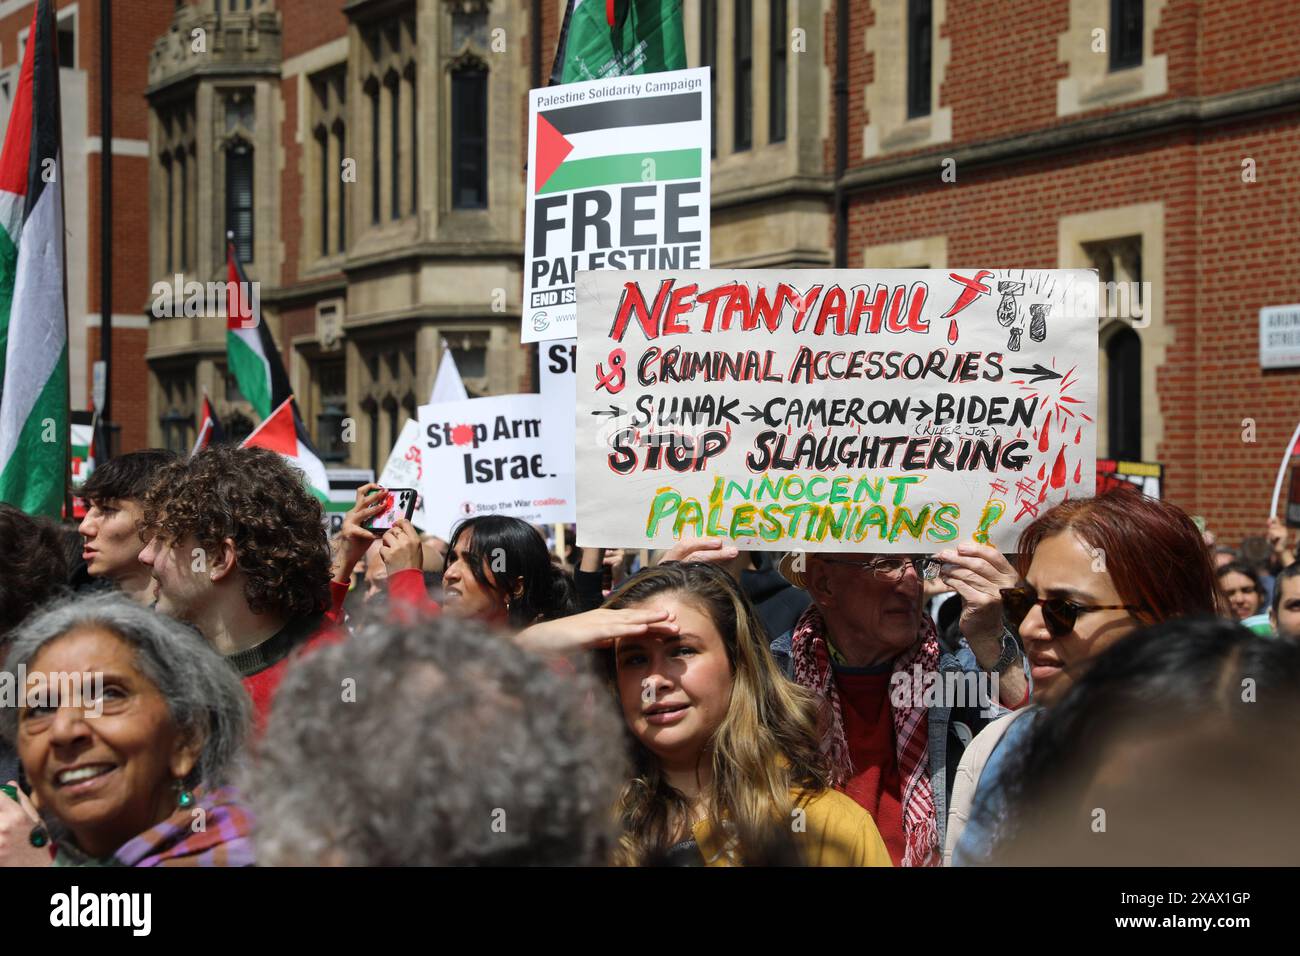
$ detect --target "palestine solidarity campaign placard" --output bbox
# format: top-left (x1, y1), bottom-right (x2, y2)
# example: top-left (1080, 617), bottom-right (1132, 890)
top-left (575, 269), bottom-right (1099, 553)
top-left (523, 67), bottom-right (710, 344)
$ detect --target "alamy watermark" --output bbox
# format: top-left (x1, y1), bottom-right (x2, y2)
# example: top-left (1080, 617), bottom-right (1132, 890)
top-left (150, 274), bottom-right (260, 327)
top-left (0, 669), bottom-right (106, 717)
top-left (890, 665), bottom-right (1000, 718)
top-left (1058, 279), bottom-right (1154, 328)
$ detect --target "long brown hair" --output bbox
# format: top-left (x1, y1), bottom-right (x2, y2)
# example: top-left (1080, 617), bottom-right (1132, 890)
top-left (601, 562), bottom-right (827, 865)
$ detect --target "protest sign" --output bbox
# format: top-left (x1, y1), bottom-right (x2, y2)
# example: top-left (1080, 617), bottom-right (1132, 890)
top-left (418, 394), bottom-right (576, 537)
top-left (377, 419), bottom-right (429, 531)
top-left (1096, 458), bottom-right (1162, 499)
top-left (575, 269), bottom-right (1098, 552)
top-left (522, 67), bottom-right (710, 344)
top-left (540, 339), bottom-right (579, 456)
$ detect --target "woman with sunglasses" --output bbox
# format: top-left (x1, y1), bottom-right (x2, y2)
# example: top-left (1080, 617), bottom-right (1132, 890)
top-left (945, 486), bottom-right (1218, 864)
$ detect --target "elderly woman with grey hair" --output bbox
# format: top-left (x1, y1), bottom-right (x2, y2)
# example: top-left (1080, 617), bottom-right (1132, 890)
top-left (251, 612), bottom-right (628, 865)
top-left (0, 593), bottom-right (253, 866)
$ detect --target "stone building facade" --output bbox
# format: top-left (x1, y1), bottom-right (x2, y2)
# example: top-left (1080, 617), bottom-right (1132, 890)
top-left (146, 0), bottom-right (533, 474)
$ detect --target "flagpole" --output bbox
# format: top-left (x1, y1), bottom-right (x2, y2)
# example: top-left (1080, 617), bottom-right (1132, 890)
top-left (99, 0), bottom-right (112, 458)
top-left (54, 0), bottom-right (74, 515)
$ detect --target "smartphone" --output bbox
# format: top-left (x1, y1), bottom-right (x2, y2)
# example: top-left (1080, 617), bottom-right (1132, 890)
top-left (363, 488), bottom-right (418, 532)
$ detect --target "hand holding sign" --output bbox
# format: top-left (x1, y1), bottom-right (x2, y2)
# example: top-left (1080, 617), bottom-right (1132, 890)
top-left (934, 542), bottom-right (1019, 646)
top-left (656, 535), bottom-right (739, 567)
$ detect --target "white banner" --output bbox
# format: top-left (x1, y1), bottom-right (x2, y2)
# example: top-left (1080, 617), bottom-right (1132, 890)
top-left (576, 269), bottom-right (1098, 552)
top-left (378, 419), bottom-right (429, 531)
top-left (418, 394), bottom-right (576, 537)
top-left (522, 68), bottom-right (711, 343)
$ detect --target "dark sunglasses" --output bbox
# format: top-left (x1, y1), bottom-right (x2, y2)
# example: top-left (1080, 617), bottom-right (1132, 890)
top-left (1000, 585), bottom-right (1144, 638)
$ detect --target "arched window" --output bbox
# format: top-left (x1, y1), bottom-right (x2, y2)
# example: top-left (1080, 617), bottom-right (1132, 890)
top-left (225, 138), bottom-right (254, 263)
top-left (1106, 326), bottom-right (1142, 459)
top-left (450, 58), bottom-right (487, 208)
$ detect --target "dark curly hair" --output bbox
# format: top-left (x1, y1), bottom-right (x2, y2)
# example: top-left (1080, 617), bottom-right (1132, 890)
top-left (79, 448), bottom-right (178, 504)
top-left (0, 504), bottom-right (70, 644)
top-left (141, 445), bottom-right (330, 620)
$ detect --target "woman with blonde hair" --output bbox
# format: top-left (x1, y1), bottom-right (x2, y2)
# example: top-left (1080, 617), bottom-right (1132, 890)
top-left (520, 561), bottom-right (891, 866)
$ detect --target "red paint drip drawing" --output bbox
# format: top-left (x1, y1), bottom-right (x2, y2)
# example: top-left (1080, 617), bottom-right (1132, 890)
top-left (1050, 446), bottom-right (1068, 489)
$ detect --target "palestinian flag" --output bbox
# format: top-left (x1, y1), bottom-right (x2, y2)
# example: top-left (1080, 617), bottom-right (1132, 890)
top-left (223, 237), bottom-right (326, 496)
top-left (0, 0), bottom-right (68, 517)
top-left (551, 0), bottom-right (686, 84)
top-left (70, 417), bottom-right (93, 486)
top-left (224, 239), bottom-right (290, 420)
top-left (534, 89), bottom-right (702, 195)
top-left (240, 397), bottom-right (330, 504)
top-left (189, 392), bottom-right (226, 459)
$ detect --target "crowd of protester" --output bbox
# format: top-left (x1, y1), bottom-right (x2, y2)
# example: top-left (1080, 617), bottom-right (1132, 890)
top-left (1, 445), bottom-right (1298, 867)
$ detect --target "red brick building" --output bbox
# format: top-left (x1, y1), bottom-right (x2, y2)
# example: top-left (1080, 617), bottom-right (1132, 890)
top-left (817, 0), bottom-right (1300, 545)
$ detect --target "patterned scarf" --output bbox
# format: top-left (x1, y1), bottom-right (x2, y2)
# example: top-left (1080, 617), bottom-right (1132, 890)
top-left (790, 604), bottom-right (942, 867)
top-left (111, 786), bottom-right (256, 867)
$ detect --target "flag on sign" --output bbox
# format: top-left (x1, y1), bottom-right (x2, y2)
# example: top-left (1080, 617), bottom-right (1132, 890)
top-left (429, 342), bottom-right (468, 404)
top-left (533, 90), bottom-right (702, 196)
top-left (551, 0), bottom-right (686, 84)
top-left (240, 397), bottom-right (331, 504)
top-left (189, 392), bottom-right (226, 459)
top-left (0, 0), bottom-right (68, 517)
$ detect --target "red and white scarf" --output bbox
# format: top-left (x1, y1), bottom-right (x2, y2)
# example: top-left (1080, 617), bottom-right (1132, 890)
top-left (790, 604), bottom-right (942, 867)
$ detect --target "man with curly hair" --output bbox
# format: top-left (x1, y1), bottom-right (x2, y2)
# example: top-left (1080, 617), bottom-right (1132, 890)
top-left (139, 445), bottom-right (340, 728)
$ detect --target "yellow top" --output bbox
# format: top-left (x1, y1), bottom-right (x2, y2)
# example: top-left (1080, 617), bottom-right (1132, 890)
top-left (691, 788), bottom-right (893, 867)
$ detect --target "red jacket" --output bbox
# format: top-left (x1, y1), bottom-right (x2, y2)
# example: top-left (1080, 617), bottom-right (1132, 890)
top-left (325, 569), bottom-right (441, 625)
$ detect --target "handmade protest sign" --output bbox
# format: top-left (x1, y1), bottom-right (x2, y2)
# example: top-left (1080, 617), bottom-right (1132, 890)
top-left (418, 394), bottom-right (576, 537)
top-left (575, 269), bottom-right (1098, 552)
top-left (522, 67), bottom-right (710, 344)
top-left (378, 419), bottom-right (429, 530)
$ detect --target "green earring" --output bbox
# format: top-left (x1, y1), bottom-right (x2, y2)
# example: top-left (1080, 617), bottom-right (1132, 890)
top-left (29, 825), bottom-right (48, 848)
top-left (176, 780), bottom-right (194, 809)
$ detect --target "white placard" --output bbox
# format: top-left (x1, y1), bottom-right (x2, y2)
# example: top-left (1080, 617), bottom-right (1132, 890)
top-left (377, 419), bottom-right (429, 531)
top-left (522, 68), bottom-right (711, 343)
top-left (418, 394), bottom-right (576, 537)
top-left (576, 268), bottom-right (1099, 552)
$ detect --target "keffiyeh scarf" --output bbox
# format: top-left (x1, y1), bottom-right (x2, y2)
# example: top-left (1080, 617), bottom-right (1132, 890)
top-left (791, 604), bottom-right (942, 867)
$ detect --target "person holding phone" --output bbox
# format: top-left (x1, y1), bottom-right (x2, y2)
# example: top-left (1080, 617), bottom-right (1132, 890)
top-left (329, 484), bottom-right (438, 622)
top-left (946, 486), bottom-right (1219, 864)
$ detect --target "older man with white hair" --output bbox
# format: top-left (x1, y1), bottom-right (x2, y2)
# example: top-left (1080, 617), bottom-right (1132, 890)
top-left (770, 544), bottom-right (1029, 866)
